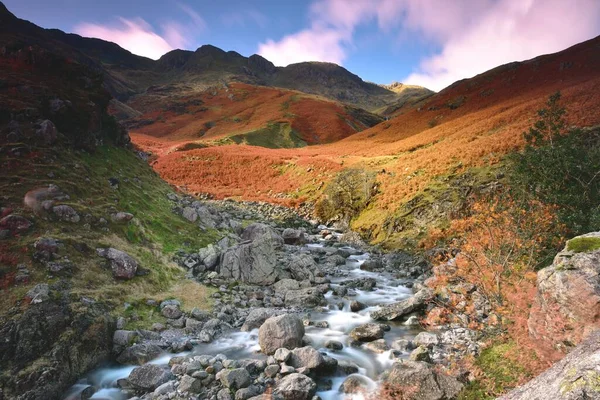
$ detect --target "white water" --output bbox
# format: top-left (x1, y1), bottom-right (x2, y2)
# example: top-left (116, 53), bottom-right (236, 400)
top-left (64, 242), bottom-right (420, 399)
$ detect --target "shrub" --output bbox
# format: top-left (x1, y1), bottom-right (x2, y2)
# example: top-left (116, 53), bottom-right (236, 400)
top-left (315, 168), bottom-right (377, 222)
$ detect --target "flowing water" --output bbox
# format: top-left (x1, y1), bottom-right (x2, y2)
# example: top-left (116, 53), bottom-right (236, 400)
top-left (64, 240), bottom-right (421, 400)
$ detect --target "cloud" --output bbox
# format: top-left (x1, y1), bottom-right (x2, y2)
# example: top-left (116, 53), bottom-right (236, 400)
top-left (258, 0), bottom-right (600, 90)
top-left (74, 3), bottom-right (206, 60)
top-left (222, 10), bottom-right (268, 29)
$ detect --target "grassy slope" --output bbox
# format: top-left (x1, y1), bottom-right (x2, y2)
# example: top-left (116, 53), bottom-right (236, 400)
top-left (0, 144), bottom-right (217, 325)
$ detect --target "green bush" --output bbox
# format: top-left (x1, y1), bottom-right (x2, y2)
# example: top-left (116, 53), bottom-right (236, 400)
top-left (508, 92), bottom-right (600, 235)
top-left (315, 168), bottom-right (377, 222)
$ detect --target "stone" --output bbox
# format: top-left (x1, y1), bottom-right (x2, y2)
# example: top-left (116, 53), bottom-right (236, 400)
top-left (111, 212), bottom-right (134, 223)
top-left (113, 330), bottom-right (137, 346)
top-left (153, 380), bottom-right (176, 396)
top-left (282, 228), bottom-right (308, 245)
top-left (161, 304), bottom-right (183, 319)
top-left (499, 330), bottom-right (600, 399)
top-left (284, 287), bottom-right (325, 308)
top-left (349, 323), bottom-right (385, 342)
top-left (384, 361), bottom-right (462, 400)
top-left (127, 364), bottom-right (174, 391)
top-left (240, 223), bottom-right (284, 245)
top-left (339, 375), bottom-right (374, 394)
top-left (179, 375), bottom-right (203, 393)
top-left (182, 207), bottom-right (198, 222)
top-left (364, 339), bottom-right (390, 354)
top-left (371, 288), bottom-right (433, 321)
top-left (0, 215), bottom-right (32, 234)
top-left (96, 248), bottom-right (139, 279)
top-left (218, 388), bottom-right (234, 400)
top-left (274, 348), bottom-right (292, 363)
top-left (117, 343), bottom-right (163, 365)
top-left (25, 284), bottom-right (49, 304)
top-left (289, 346), bottom-right (325, 370)
top-left (235, 385), bottom-right (262, 400)
top-left (35, 119), bottom-right (58, 145)
top-left (219, 368), bottom-right (252, 390)
top-left (33, 237), bottom-right (60, 261)
top-left (325, 340), bottom-right (343, 351)
top-left (414, 332), bottom-right (439, 348)
top-left (258, 314), bottom-right (305, 355)
top-left (273, 278), bottom-right (301, 293)
top-left (350, 300), bottom-right (366, 312)
top-left (409, 346), bottom-right (432, 363)
top-left (274, 373), bottom-right (317, 400)
top-left (528, 232), bottom-right (600, 352)
top-left (52, 205), bottom-right (80, 223)
top-left (241, 308), bottom-right (282, 332)
top-left (287, 254), bottom-right (318, 282)
top-left (198, 244), bottom-right (221, 270)
top-left (265, 364), bottom-right (280, 378)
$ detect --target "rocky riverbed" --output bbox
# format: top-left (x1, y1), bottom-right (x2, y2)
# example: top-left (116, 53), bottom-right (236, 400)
top-left (60, 195), bottom-right (478, 400)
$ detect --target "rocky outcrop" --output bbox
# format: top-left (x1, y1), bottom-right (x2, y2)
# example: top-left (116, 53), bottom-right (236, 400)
top-left (371, 288), bottom-right (433, 321)
top-left (528, 232), bottom-right (600, 353)
top-left (258, 314), bottom-right (305, 355)
top-left (218, 223), bottom-right (283, 285)
top-left (500, 330), bottom-right (600, 400)
top-left (383, 361), bottom-right (463, 400)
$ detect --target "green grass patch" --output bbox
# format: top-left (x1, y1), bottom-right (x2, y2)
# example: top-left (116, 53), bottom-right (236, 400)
top-left (229, 122), bottom-right (307, 149)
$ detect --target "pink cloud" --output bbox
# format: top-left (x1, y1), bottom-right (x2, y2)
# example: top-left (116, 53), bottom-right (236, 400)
top-left (258, 0), bottom-right (600, 90)
top-left (74, 4), bottom-right (206, 60)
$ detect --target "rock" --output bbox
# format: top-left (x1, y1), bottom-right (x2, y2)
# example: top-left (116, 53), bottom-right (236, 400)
top-left (241, 223), bottom-right (284, 245)
top-left (160, 299), bottom-right (181, 310)
top-left (199, 244), bottom-right (221, 270)
top-left (113, 330), bottom-right (137, 346)
top-left (364, 339), bottom-right (389, 354)
top-left (284, 287), bottom-right (325, 308)
top-left (282, 228), bottom-right (308, 245)
top-left (33, 237), bottom-right (60, 261)
top-left (499, 330), bottom-right (600, 399)
top-left (414, 332), bottom-right (439, 348)
top-left (219, 231), bottom-right (280, 285)
top-left (111, 212), bottom-right (134, 223)
top-left (35, 119), bottom-right (58, 145)
top-left (117, 343), bottom-right (163, 365)
top-left (404, 316), bottom-right (420, 326)
top-left (325, 340), bottom-right (344, 351)
top-left (392, 339), bottom-right (415, 353)
top-left (349, 323), bottom-right (385, 342)
top-left (96, 248), bottom-right (139, 279)
top-left (191, 308), bottom-right (211, 321)
top-left (384, 361), bottom-right (463, 400)
top-left (218, 388), bottom-right (234, 400)
top-left (337, 360), bottom-right (360, 375)
top-left (371, 288), bottom-right (433, 321)
top-left (273, 278), bottom-right (301, 293)
top-left (219, 368), bottom-right (251, 390)
top-left (360, 259), bottom-right (383, 271)
top-left (161, 304), bottom-right (183, 319)
top-left (183, 207), bottom-right (198, 222)
top-left (528, 232), bottom-right (600, 352)
top-left (258, 314), bottom-right (305, 355)
top-left (409, 346), bottom-right (432, 363)
top-left (287, 254), bottom-right (318, 282)
top-left (25, 284), bottom-right (50, 304)
top-left (350, 300), bottom-right (366, 312)
top-left (0, 215), bottom-right (32, 234)
top-left (241, 308), bottom-right (282, 332)
top-left (235, 385), bottom-right (262, 400)
top-left (339, 232), bottom-right (365, 247)
top-left (154, 380), bottom-right (176, 396)
top-left (128, 364), bottom-right (173, 391)
top-left (52, 205), bottom-right (80, 223)
top-left (274, 348), bottom-right (292, 363)
top-left (339, 375), bottom-right (374, 394)
top-left (289, 346), bottom-right (325, 370)
top-left (274, 373), bottom-right (317, 400)
top-left (265, 364), bottom-right (280, 378)
top-left (179, 375), bottom-right (203, 393)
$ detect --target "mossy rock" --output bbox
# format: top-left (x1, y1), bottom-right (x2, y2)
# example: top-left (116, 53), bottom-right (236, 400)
top-left (566, 236), bottom-right (600, 253)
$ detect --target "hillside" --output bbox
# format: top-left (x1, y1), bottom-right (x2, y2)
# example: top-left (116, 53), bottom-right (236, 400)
top-left (136, 35), bottom-right (600, 246)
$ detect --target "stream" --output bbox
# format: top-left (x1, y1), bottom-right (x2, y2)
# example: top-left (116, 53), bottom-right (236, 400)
top-left (64, 237), bottom-right (422, 400)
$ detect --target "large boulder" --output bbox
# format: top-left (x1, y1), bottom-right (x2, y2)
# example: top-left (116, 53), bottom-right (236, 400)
top-left (219, 224), bottom-right (283, 285)
top-left (274, 373), bottom-right (317, 400)
top-left (371, 288), bottom-right (433, 321)
top-left (289, 346), bottom-right (325, 370)
top-left (241, 308), bottom-right (283, 332)
top-left (96, 248), bottom-right (139, 279)
top-left (116, 343), bottom-right (163, 365)
top-left (528, 233), bottom-right (600, 353)
top-left (258, 314), bottom-right (305, 355)
top-left (500, 330), bottom-right (600, 400)
top-left (128, 364), bottom-right (173, 391)
top-left (198, 244), bottom-right (221, 270)
top-left (286, 254), bottom-right (318, 282)
top-left (282, 228), bottom-right (308, 245)
top-left (383, 361), bottom-right (463, 400)
top-left (284, 287), bottom-right (326, 308)
top-left (349, 323), bottom-right (385, 342)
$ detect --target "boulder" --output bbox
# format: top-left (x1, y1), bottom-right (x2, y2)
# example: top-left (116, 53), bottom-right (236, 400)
top-left (113, 330), bottom-right (137, 346)
top-left (96, 248), bottom-right (138, 279)
top-left (25, 284), bottom-right (50, 304)
top-left (274, 373), bottom-right (317, 400)
top-left (161, 304), bottom-right (183, 319)
top-left (199, 244), bottom-right (221, 270)
top-left (219, 229), bottom-right (281, 285)
top-left (241, 223), bottom-right (284, 245)
top-left (0, 215), bottom-right (32, 234)
top-left (349, 323), bottom-right (385, 342)
top-left (35, 119), bottom-right (58, 145)
top-left (182, 207), bottom-right (198, 222)
top-left (258, 314), bottom-right (305, 355)
top-left (117, 343), bottom-right (162, 365)
top-left (52, 205), bottom-right (80, 223)
top-left (409, 346), bottom-right (432, 363)
top-left (111, 212), bottom-right (134, 223)
top-left (528, 233), bottom-right (600, 352)
top-left (241, 308), bottom-right (283, 332)
top-left (339, 374), bottom-right (374, 394)
top-left (500, 330), bottom-right (600, 400)
top-left (414, 332), bottom-right (439, 348)
top-left (128, 364), bottom-right (173, 391)
top-left (33, 237), bottom-right (60, 261)
top-left (273, 278), bottom-right (300, 293)
top-left (284, 287), bottom-right (325, 308)
top-left (371, 288), bottom-right (433, 321)
top-left (287, 254), bottom-right (318, 282)
top-left (289, 346), bottom-right (325, 370)
top-left (179, 375), bottom-right (203, 393)
top-left (384, 361), bottom-right (463, 400)
top-left (219, 368), bottom-right (251, 390)
top-left (282, 228), bottom-right (308, 245)
top-left (350, 300), bottom-right (366, 312)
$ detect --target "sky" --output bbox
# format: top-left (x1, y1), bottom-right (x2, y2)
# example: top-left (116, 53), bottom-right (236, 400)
top-left (5, 0), bottom-right (600, 91)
